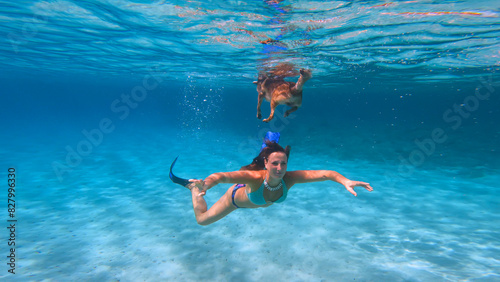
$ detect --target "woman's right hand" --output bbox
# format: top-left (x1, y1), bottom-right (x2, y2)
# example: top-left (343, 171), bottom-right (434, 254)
top-left (198, 173), bottom-right (224, 196)
top-left (199, 179), bottom-right (214, 196)
top-left (187, 179), bottom-right (205, 195)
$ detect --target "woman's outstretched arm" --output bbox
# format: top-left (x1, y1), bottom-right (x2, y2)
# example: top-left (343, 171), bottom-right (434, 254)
top-left (285, 170), bottom-right (373, 196)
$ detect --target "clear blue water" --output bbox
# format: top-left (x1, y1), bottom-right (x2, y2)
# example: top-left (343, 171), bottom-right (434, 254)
top-left (1, 0), bottom-right (499, 281)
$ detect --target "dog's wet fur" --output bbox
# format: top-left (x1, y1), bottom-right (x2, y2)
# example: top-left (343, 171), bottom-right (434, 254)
top-left (253, 68), bottom-right (312, 122)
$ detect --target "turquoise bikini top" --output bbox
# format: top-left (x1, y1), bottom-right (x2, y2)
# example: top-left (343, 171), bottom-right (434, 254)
top-left (246, 179), bottom-right (288, 205)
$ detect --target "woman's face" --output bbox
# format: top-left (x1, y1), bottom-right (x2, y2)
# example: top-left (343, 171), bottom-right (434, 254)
top-left (265, 152), bottom-right (288, 179)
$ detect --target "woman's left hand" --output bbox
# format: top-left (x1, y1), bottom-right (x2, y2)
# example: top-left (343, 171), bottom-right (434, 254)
top-left (343, 180), bottom-right (373, 197)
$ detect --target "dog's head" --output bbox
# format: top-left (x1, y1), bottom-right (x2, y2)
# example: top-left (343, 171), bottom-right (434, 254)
top-left (253, 73), bottom-right (268, 85)
top-left (299, 69), bottom-right (313, 80)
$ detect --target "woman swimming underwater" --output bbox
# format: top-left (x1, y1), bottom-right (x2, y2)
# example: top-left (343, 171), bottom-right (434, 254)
top-left (170, 132), bottom-right (373, 226)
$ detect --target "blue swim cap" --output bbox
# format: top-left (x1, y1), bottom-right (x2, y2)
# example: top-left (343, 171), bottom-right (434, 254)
top-left (261, 131), bottom-right (280, 151)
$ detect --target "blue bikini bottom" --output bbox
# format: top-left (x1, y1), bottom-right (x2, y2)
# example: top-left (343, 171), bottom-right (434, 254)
top-left (232, 184), bottom-right (246, 208)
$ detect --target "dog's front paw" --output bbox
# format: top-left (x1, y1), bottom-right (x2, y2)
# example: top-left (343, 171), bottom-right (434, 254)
top-left (257, 112), bottom-right (262, 119)
top-left (262, 118), bottom-right (271, 123)
top-left (284, 112), bottom-right (289, 117)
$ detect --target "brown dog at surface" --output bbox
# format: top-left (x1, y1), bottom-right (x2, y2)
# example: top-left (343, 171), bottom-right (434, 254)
top-left (253, 67), bottom-right (312, 122)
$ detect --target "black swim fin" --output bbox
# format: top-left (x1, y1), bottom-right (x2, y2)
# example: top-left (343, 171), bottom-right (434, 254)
top-left (169, 156), bottom-right (191, 187)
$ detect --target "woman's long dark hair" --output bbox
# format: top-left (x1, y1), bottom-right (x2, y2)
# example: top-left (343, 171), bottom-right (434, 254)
top-left (240, 141), bottom-right (291, 171)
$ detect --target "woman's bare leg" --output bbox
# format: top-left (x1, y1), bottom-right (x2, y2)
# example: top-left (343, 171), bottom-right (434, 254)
top-left (190, 186), bottom-right (237, 226)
